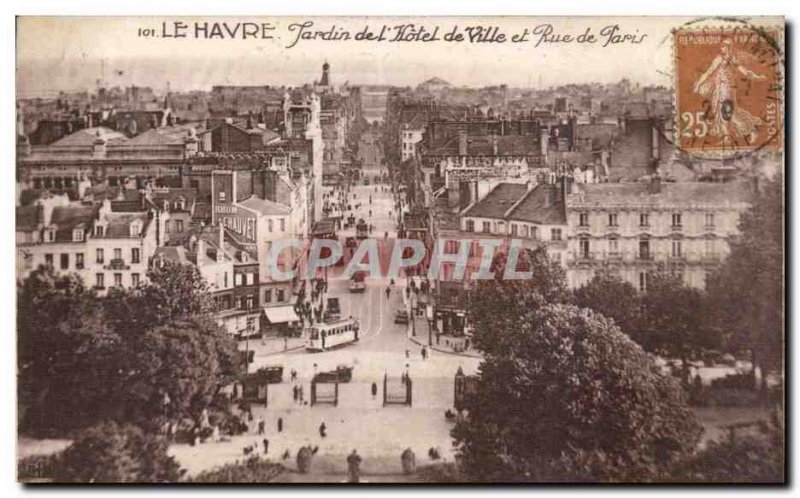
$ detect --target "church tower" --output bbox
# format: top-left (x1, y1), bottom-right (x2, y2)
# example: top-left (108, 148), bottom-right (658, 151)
top-left (319, 61), bottom-right (330, 87)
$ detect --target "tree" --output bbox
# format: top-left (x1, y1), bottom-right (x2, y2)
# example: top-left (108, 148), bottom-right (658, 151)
top-left (452, 304), bottom-right (702, 482)
top-left (101, 261), bottom-right (241, 429)
top-left (637, 270), bottom-right (718, 382)
top-left (469, 247), bottom-right (569, 355)
top-left (706, 174), bottom-right (783, 391)
top-left (17, 260), bottom-right (241, 435)
top-left (671, 412), bottom-right (784, 483)
top-left (53, 422), bottom-right (183, 483)
top-left (17, 266), bottom-right (118, 434)
top-left (573, 271), bottom-right (640, 338)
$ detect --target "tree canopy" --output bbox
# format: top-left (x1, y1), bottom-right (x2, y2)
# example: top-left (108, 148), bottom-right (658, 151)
top-left (706, 173), bottom-right (783, 388)
top-left (453, 303), bottom-right (702, 482)
top-left (18, 261), bottom-right (241, 435)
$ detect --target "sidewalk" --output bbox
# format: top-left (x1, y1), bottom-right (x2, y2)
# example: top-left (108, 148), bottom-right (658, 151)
top-left (240, 336), bottom-right (306, 358)
top-left (401, 289), bottom-right (482, 360)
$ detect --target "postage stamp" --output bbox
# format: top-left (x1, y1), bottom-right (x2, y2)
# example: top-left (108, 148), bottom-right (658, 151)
top-left (674, 26), bottom-right (783, 155)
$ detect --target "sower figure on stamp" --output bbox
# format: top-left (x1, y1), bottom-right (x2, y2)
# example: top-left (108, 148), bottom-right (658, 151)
top-left (693, 37), bottom-right (767, 144)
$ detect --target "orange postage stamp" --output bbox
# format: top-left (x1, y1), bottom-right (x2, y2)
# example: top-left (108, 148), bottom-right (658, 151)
top-left (674, 26), bottom-right (783, 155)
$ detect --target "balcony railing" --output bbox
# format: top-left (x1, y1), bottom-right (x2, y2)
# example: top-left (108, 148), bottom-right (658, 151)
top-left (104, 258), bottom-right (130, 271)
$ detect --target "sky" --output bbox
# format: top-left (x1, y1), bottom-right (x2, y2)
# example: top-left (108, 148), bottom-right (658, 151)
top-left (15, 16), bottom-right (782, 97)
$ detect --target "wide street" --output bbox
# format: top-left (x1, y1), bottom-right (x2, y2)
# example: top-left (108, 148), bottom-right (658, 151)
top-left (170, 130), bottom-right (482, 480)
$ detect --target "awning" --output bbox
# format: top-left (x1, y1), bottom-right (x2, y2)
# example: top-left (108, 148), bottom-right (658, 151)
top-left (262, 305), bottom-right (300, 324)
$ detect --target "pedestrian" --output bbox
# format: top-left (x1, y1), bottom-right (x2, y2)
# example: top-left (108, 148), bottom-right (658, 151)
top-left (405, 349), bottom-right (410, 359)
top-left (299, 385), bottom-right (304, 403)
top-left (278, 417), bottom-right (283, 433)
top-left (293, 385), bottom-right (299, 402)
top-left (263, 438), bottom-right (269, 455)
top-left (319, 422), bottom-right (327, 438)
top-left (385, 287), bottom-right (391, 299)
top-left (347, 449), bottom-right (362, 483)
top-left (421, 347), bottom-right (427, 361)
top-left (371, 382), bottom-right (377, 399)
top-left (257, 418), bottom-right (265, 435)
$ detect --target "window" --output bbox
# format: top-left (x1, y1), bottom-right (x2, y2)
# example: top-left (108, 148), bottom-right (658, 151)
top-left (640, 212), bottom-right (649, 227)
top-left (672, 212), bottom-right (682, 228)
top-left (482, 221), bottom-right (491, 233)
top-left (671, 240), bottom-right (682, 258)
top-left (268, 219), bottom-right (274, 232)
top-left (522, 225), bottom-right (529, 238)
top-left (639, 238), bottom-right (651, 260)
top-left (113, 248), bottom-right (122, 260)
top-left (45, 229), bottom-right (55, 243)
top-left (246, 273), bottom-right (255, 286)
top-left (280, 218), bottom-right (285, 232)
top-left (445, 240), bottom-right (459, 254)
top-left (60, 253), bottom-right (69, 270)
top-left (73, 229), bottom-right (84, 242)
top-left (96, 248), bottom-right (104, 264)
top-left (76, 253), bottom-right (84, 270)
top-left (131, 248), bottom-right (140, 264)
top-left (511, 223), bottom-right (518, 236)
top-left (95, 225), bottom-right (105, 237)
top-left (165, 222), bottom-right (170, 234)
top-left (608, 213), bottom-right (618, 227)
top-left (132, 273), bottom-right (140, 287)
top-left (96, 273), bottom-right (105, 289)
top-left (176, 220), bottom-right (184, 233)
top-left (277, 289), bottom-right (285, 302)
top-left (705, 212), bottom-right (715, 228)
top-left (114, 273), bottom-right (122, 287)
top-left (466, 219), bottom-right (475, 232)
top-left (579, 212), bottom-right (589, 227)
top-left (608, 238), bottom-right (619, 255)
top-left (235, 274), bottom-right (244, 286)
top-left (44, 253), bottom-right (54, 267)
top-left (264, 289), bottom-right (272, 303)
top-left (551, 228), bottom-right (561, 241)
top-left (223, 272), bottom-right (228, 288)
top-left (579, 237), bottom-right (590, 258)
top-left (129, 221), bottom-right (141, 237)
top-left (639, 271), bottom-right (649, 292)
top-left (246, 296), bottom-right (254, 310)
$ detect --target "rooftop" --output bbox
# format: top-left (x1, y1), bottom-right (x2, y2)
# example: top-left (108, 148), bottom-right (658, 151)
top-left (507, 184), bottom-right (567, 225)
top-left (462, 183), bottom-right (529, 219)
top-left (239, 195), bottom-right (290, 217)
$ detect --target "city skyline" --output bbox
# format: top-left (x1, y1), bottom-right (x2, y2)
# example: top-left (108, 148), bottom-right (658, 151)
top-left (17, 16), bottom-right (686, 97)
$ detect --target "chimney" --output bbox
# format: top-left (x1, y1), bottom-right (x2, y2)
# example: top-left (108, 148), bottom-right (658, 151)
top-left (458, 129), bottom-right (467, 156)
top-left (648, 175), bottom-right (662, 195)
top-left (92, 131), bottom-right (107, 158)
top-left (40, 197), bottom-right (56, 227)
top-left (539, 127), bottom-right (549, 160)
top-left (184, 127), bottom-right (198, 157)
top-left (197, 238), bottom-right (205, 267)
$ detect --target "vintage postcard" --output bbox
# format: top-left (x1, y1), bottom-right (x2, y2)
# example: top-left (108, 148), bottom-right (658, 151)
top-left (16, 16), bottom-right (785, 484)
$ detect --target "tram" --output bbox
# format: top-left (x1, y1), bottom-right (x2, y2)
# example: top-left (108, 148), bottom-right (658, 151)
top-left (306, 316), bottom-right (360, 352)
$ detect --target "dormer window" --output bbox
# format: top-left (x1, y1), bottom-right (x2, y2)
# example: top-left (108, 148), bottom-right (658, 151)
top-left (95, 225), bottom-right (105, 237)
top-left (44, 228), bottom-right (56, 243)
top-left (129, 221), bottom-right (142, 237)
top-left (72, 228), bottom-right (84, 242)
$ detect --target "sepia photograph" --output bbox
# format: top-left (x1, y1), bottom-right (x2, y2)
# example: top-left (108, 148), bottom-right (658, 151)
top-left (13, 14), bottom-right (785, 484)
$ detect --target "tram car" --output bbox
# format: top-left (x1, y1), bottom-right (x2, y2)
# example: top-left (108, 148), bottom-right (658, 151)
top-left (306, 316), bottom-right (360, 352)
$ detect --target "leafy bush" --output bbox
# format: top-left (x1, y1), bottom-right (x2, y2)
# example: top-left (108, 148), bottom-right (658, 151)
top-left (190, 456), bottom-right (285, 483)
top-left (52, 422), bottom-right (183, 483)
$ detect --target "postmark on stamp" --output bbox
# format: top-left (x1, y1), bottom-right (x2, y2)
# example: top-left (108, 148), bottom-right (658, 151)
top-left (674, 24), bottom-right (783, 156)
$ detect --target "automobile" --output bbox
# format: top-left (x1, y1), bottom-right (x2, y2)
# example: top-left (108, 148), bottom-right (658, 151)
top-left (394, 309), bottom-right (410, 324)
